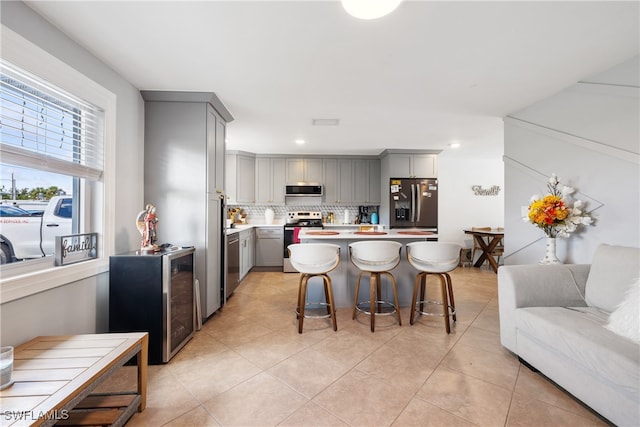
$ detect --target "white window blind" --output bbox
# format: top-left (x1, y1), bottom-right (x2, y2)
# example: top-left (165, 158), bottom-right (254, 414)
top-left (0, 59), bottom-right (104, 180)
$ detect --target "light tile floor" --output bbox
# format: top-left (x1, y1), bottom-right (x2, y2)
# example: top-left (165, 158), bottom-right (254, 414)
top-left (102, 268), bottom-right (610, 426)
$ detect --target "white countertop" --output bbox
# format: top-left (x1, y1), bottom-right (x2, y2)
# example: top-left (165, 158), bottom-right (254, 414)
top-left (298, 229), bottom-right (438, 240)
top-left (225, 223), bottom-right (283, 235)
top-left (322, 223), bottom-right (367, 228)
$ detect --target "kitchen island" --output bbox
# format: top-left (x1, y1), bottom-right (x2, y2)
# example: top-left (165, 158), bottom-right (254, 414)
top-left (298, 229), bottom-right (438, 308)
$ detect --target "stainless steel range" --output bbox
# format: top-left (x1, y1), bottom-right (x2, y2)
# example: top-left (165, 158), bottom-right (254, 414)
top-left (283, 211), bottom-right (323, 273)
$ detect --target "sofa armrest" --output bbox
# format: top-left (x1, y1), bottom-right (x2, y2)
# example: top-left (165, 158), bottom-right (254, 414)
top-left (498, 264), bottom-right (590, 353)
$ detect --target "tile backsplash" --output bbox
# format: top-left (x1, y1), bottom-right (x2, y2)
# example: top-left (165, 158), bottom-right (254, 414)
top-left (228, 204), bottom-right (377, 224)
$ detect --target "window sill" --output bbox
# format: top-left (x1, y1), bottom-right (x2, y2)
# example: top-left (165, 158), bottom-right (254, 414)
top-left (0, 258), bottom-right (109, 304)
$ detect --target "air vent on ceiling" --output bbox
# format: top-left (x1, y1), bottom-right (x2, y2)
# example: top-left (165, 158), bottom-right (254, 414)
top-left (312, 118), bottom-right (340, 126)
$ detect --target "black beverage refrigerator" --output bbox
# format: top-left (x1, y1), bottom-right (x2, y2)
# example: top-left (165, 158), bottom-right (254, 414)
top-left (389, 178), bottom-right (438, 230)
top-left (109, 247), bottom-right (196, 364)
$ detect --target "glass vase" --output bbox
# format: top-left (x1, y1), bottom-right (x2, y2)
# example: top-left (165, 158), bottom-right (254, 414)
top-left (540, 237), bottom-right (561, 264)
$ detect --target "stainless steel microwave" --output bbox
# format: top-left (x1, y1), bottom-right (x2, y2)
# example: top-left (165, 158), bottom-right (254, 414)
top-left (285, 184), bottom-right (323, 197)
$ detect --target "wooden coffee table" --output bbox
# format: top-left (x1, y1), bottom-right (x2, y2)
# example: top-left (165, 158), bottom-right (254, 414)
top-left (0, 333), bottom-right (148, 427)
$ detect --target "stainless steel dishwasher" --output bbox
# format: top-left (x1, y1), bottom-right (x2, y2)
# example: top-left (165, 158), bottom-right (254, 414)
top-left (255, 227), bottom-right (284, 268)
top-left (226, 233), bottom-right (240, 299)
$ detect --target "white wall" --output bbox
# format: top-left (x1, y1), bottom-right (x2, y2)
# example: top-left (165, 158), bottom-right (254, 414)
top-left (504, 55), bottom-right (639, 265)
top-left (0, 1), bottom-right (145, 345)
top-left (437, 155), bottom-right (504, 247)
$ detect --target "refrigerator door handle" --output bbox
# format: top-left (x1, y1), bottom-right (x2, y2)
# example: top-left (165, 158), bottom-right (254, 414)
top-left (410, 183), bottom-right (415, 223)
top-left (416, 183), bottom-right (422, 222)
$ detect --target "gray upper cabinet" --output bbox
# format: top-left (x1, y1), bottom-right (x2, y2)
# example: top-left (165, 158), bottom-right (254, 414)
top-left (141, 91), bottom-right (233, 319)
top-left (286, 158), bottom-right (323, 184)
top-left (209, 112), bottom-right (225, 195)
top-left (411, 154), bottom-right (437, 177)
top-left (352, 159), bottom-right (369, 204)
top-left (323, 159), bottom-right (353, 204)
top-left (337, 159), bottom-right (354, 204)
top-left (226, 152), bottom-right (255, 204)
top-left (322, 158), bottom-right (379, 205)
top-left (348, 159), bottom-right (381, 205)
top-left (226, 154), bottom-right (382, 206)
top-left (367, 159), bottom-right (381, 204)
top-left (387, 153), bottom-right (438, 178)
top-left (323, 159), bottom-right (339, 204)
top-left (255, 157), bottom-right (285, 204)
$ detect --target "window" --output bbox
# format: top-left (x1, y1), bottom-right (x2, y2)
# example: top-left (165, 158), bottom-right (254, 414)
top-left (1, 60), bottom-right (103, 265)
top-left (1, 26), bottom-right (115, 302)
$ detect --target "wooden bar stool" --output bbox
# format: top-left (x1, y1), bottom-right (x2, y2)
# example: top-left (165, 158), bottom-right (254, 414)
top-left (287, 243), bottom-right (341, 334)
top-left (406, 242), bottom-right (461, 333)
top-left (349, 241), bottom-right (402, 332)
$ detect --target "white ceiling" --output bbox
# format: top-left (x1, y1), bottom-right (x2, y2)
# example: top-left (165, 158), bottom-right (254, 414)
top-left (25, 1), bottom-right (639, 158)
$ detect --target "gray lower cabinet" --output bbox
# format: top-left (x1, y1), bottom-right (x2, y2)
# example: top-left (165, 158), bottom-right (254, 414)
top-left (255, 227), bottom-right (284, 267)
top-left (239, 228), bottom-right (255, 280)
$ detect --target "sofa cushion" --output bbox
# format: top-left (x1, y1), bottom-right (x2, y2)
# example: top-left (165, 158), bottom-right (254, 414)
top-left (606, 278), bottom-right (640, 343)
top-left (516, 306), bottom-right (640, 398)
top-left (584, 244), bottom-right (640, 312)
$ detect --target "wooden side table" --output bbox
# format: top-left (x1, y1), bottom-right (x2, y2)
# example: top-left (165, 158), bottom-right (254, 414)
top-left (0, 333), bottom-right (148, 427)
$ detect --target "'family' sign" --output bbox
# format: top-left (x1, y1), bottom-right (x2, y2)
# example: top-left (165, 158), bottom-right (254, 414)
top-left (55, 233), bottom-right (98, 266)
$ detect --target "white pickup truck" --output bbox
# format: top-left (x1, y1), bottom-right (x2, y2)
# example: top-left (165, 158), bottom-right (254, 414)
top-left (0, 196), bottom-right (72, 264)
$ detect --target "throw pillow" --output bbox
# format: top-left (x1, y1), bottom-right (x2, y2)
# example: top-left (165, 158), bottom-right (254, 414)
top-left (605, 278), bottom-right (640, 343)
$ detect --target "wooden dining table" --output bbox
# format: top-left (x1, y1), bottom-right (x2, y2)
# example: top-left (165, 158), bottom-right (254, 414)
top-left (463, 228), bottom-right (504, 273)
top-left (0, 332), bottom-right (147, 427)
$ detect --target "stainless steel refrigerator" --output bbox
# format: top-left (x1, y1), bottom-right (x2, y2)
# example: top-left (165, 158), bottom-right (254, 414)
top-left (389, 178), bottom-right (438, 229)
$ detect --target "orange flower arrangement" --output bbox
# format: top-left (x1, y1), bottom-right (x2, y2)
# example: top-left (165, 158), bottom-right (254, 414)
top-left (527, 174), bottom-right (591, 238)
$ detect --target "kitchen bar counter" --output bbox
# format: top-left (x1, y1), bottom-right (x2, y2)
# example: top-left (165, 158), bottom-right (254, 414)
top-left (298, 230), bottom-right (438, 308)
top-left (224, 223), bottom-right (393, 236)
top-left (299, 229), bottom-right (437, 240)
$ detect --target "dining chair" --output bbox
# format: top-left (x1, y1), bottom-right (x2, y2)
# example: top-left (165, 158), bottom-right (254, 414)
top-left (492, 227), bottom-right (505, 266)
top-left (471, 227), bottom-right (492, 266)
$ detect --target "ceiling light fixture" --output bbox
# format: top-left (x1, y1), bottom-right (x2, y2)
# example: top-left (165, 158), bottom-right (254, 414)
top-left (448, 143), bottom-right (461, 149)
top-left (341, 0), bottom-right (403, 20)
top-left (295, 139), bottom-right (306, 145)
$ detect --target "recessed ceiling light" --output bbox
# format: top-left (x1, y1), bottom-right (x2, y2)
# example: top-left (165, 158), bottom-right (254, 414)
top-left (341, 0), bottom-right (403, 20)
top-left (295, 139), bottom-right (306, 145)
top-left (448, 143), bottom-right (461, 148)
top-left (312, 119), bottom-right (340, 126)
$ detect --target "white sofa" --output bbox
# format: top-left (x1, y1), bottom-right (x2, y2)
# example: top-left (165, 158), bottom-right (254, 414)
top-left (498, 244), bottom-right (639, 426)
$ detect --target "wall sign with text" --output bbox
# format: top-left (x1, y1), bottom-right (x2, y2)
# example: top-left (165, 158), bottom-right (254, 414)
top-left (55, 233), bottom-right (98, 266)
top-left (471, 185), bottom-right (501, 196)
